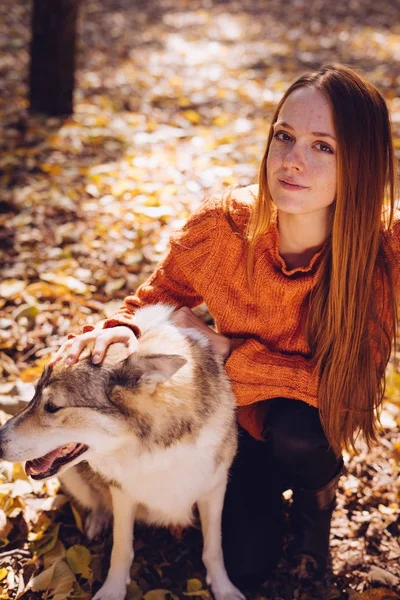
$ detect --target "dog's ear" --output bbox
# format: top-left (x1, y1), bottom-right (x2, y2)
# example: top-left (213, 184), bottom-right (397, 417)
top-left (139, 354), bottom-right (187, 393)
top-left (110, 354), bottom-right (187, 395)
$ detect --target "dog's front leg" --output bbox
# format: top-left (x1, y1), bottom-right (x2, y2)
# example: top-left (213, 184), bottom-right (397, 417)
top-left (92, 486), bottom-right (136, 600)
top-left (197, 477), bottom-right (245, 600)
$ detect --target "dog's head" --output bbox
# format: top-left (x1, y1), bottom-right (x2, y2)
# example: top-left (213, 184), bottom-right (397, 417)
top-left (0, 343), bottom-right (187, 480)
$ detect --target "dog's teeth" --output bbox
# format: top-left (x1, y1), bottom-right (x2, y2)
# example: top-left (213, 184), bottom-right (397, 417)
top-left (28, 465), bottom-right (43, 475)
top-left (63, 443), bottom-right (77, 453)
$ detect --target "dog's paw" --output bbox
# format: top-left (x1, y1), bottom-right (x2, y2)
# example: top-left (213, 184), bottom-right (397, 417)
top-left (211, 583), bottom-right (246, 600)
top-left (85, 510), bottom-right (111, 541)
top-left (92, 581), bottom-right (127, 600)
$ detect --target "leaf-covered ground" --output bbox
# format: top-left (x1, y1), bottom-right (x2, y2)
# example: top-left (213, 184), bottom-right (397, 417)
top-left (0, 0), bottom-right (399, 598)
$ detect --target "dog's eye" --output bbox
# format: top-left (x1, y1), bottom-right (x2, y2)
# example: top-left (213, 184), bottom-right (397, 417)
top-left (44, 403), bottom-right (62, 414)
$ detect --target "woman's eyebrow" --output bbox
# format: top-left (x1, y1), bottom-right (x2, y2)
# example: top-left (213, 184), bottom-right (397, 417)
top-left (274, 120), bottom-right (336, 141)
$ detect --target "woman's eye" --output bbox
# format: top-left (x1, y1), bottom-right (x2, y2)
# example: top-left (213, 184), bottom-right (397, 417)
top-left (44, 403), bottom-right (62, 414)
top-left (315, 142), bottom-right (333, 154)
top-left (274, 131), bottom-right (292, 142)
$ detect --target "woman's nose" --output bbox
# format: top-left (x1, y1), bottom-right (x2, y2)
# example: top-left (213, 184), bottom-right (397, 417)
top-left (282, 143), bottom-right (305, 171)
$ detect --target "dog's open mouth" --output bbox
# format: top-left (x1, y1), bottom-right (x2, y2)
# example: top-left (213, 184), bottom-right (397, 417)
top-left (25, 443), bottom-right (88, 480)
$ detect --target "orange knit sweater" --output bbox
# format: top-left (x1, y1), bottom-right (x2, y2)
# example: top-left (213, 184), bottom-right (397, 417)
top-left (91, 184), bottom-right (400, 440)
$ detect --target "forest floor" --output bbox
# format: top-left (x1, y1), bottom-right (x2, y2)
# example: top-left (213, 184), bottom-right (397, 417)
top-left (0, 0), bottom-right (399, 599)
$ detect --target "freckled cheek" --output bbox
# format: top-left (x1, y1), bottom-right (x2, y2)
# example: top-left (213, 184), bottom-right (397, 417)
top-left (266, 147), bottom-right (282, 188)
top-left (266, 145), bottom-right (282, 170)
top-left (312, 160), bottom-right (337, 200)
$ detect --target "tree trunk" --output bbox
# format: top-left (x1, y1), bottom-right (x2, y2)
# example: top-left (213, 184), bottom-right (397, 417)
top-left (29, 0), bottom-right (79, 116)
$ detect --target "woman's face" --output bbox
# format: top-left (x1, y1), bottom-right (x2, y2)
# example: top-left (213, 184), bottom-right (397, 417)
top-left (267, 87), bottom-right (337, 216)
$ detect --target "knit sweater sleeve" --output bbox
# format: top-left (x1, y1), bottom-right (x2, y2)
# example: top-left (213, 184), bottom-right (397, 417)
top-left (92, 197), bottom-right (223, 336)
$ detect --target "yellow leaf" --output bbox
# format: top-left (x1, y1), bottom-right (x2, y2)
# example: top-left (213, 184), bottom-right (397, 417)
top-left (186, 579), bottom-right (203, 593)
top-left (393, 440), bottom-right (400, 462)
top-left (0, 569), bottom-right (7, 582)
top-left (66, 545), bottom-right (92, 580)
top-left (94, 116), bottom-right (109, 127)
top-left (183, 110), bottom-right (201, 124)
top-left (20, 358), bottom-right (49, 382)
top-left (177, 95), bottom-right (191, 107)
top-left (126, 580), bottom-right (144, 600)
top-left (0, 586), bottom-right (8, 600)
top-left (212, 115), bottom-right (230, 127)
top-left (40, 163), bottom-right (62, 176)
top-left (70, 502), bottom-right (85, 534)
top-left (12, 462), bottom-right (30, 482)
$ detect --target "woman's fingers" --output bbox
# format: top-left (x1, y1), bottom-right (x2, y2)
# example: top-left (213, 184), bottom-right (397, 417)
top-left (49, 326), bottom-right (138, 367)
top-left (92, 329), bottom-right (139, 363)
top-left (65, 332), bottom-right (97, 365)
top-left (48, 339), bottom-right (74, 366)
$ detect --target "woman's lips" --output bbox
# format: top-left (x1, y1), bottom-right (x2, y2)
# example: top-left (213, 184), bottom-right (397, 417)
top-left (278, 179), bottom-right (308, 191)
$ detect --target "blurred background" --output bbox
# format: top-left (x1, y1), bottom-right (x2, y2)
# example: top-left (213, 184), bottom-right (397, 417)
top-left (0, 1), bottom-right (399, 599)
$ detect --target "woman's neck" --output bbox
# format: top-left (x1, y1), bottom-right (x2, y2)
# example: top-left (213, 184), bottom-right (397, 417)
top-left (277, 209), bottom-right (331, 269)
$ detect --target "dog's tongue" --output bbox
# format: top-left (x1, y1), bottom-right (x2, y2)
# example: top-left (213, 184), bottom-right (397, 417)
top-left (25, 444), bottom-right (76, 476)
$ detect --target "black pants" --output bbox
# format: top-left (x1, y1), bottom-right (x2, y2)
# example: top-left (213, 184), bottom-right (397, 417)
top-left (221, 398), bottom-right (342, 586)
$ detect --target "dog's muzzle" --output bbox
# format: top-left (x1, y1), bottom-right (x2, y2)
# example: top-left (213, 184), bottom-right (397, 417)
top-left (25, 443), bottom-right (88, 480)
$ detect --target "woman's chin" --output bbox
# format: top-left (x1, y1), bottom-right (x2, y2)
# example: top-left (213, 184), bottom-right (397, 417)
top-left (273, 197), bottom-right (306, 214)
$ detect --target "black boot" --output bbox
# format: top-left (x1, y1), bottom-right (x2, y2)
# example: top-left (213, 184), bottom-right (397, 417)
top-left (288, 462), bottom-right (343, 579)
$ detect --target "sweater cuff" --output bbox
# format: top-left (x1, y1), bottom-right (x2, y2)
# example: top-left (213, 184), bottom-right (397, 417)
top-left (102, 318), bottom-right (141, 338)
top-left (67, 320), bottom-right (141, 339)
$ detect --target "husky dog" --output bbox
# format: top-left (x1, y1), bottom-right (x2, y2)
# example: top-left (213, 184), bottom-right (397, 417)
top-left (0, 304), bottom-right (244, 600)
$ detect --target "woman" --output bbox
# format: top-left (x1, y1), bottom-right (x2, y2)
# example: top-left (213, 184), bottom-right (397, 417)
top-left (51, 64), bottom-right (399, 588)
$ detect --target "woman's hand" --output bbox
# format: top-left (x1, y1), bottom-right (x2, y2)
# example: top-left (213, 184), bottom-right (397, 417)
top-left (48, 325), bottom-right (138, 367)
top-left (171, 307), bottom-right (234, 360)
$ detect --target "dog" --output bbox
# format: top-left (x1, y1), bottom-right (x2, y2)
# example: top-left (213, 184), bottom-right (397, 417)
top-left (0, 304), bottom-right (244, 600)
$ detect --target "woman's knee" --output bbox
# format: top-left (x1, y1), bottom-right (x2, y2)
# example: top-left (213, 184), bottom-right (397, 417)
top-left (262, 398), bottom-right (341, 487)
top-left (264, 398), bottom-right (328, 455)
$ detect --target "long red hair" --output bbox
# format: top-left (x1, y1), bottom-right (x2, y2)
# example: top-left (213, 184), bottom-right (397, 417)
top-left (230, 64), bottom-right (398, 455)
